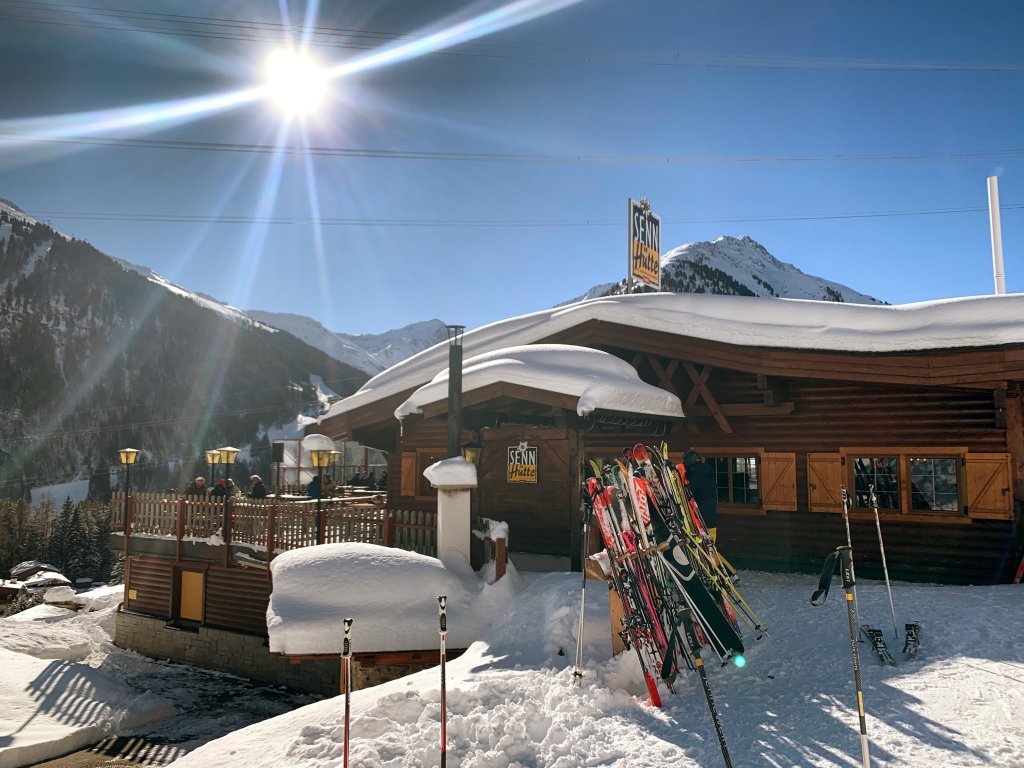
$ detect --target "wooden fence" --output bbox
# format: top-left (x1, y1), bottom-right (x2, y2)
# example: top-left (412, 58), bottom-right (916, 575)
top-left (110, 492), bottom-right (437, 558)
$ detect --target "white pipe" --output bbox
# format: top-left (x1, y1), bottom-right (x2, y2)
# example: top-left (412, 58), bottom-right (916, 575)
top-left (988, 176), bottom-right (1006, 295)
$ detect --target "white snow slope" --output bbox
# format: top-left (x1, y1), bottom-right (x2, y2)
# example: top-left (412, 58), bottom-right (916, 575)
top-left (172, 569), bottom-right (1024, 768)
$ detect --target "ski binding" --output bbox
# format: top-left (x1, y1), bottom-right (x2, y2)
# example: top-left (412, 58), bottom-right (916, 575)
top-left (902, 622), bottom-right (921, 658)
top-left (860, 624), bottom-right (897, 665)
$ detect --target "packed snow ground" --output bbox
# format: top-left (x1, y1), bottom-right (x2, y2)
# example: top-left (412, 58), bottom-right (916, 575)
top-left (171, 568), bottom-right (1024, 768)
top-left (2, 561), bottom-right (1022, 768)
top-left (0, 586), bottom-right (314, 767)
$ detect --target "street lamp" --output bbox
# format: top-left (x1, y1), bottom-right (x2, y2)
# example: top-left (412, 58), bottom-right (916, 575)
top-left (205, 448), bottom-right (222, 486)
top-left (461, 437), bottom-right (482, 466)
top-left (218, 446), bottom-right (240, 488)
top-left (118, 448), bottom-right (139, 532)
top-left (217, 446), bottom-right (240, 545)
top-left (446, 324), bottom-right (465, 459)
top-left (310, 448), bottom-right (334, 543)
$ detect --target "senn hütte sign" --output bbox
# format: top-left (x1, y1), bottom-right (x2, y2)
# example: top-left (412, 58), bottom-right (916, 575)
top-left (507, 443), bottom-right (538, 484)
top-left (629, 197), bottom-right (661, 288)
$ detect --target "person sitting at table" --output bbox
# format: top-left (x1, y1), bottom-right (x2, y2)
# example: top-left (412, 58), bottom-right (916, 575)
top-left (321, 473), bottom-right (337, 496)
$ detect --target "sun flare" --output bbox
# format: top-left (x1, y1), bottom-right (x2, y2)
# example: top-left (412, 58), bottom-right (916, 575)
top-left (263, 48), bottom-right (328, 117)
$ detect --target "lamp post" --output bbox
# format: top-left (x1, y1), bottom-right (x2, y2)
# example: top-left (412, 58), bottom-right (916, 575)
top-left (446, 324), bottom-right (465, 459)
top-left (118, 448), bottom-right (139, 548)
top-left (217, 446), bottom-right (239, 545)
top-left (311, 448), bottom-right (333, 543)
top-left (205, 448), bottom-right (222, 487)
top-left (461, 436), bottom-right (482, 466)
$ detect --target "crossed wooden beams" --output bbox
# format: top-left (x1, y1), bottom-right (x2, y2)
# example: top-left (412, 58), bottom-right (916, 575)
top-left (632, 353), bottom-right (794, 434)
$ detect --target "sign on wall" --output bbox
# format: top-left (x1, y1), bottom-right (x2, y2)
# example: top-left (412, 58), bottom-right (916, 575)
top-left (628, 197), bottom-right (661, 289)
top-left (507, 442), bottom-right (538, 484)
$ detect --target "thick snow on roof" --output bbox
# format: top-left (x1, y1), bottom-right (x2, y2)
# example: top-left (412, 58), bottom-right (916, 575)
top-left (325, 292), bottom-right (1024, 420)
top-left (395, 344), bottom-right (684, 421)
top-left (266, 543), bottom-right (521, 655)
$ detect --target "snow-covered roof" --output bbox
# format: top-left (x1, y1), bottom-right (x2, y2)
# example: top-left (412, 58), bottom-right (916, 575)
top-left (323, 292), bottom-right (1024, 421)
top-left (395, 344), bottom-right (684, 421)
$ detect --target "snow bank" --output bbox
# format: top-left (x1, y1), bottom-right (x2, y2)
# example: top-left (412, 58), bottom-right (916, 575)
top-left (266, 543), bottom-right (520, 655)
top-left (0, 647), bottom-right (173, 768)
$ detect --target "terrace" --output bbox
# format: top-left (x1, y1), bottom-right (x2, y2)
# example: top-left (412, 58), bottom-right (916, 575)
top-left (109, 492), bottom-right (438, 566)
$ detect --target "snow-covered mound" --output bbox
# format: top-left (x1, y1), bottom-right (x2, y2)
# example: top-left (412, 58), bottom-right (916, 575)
top-left (266, 543), bottom-right (521, 655)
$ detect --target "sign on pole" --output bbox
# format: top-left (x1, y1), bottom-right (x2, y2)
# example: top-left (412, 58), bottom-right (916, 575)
top-left (628, 197), bottom-right (661, 291)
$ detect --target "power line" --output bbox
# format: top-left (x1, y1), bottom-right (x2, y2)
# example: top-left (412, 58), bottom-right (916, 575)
top-left (21, 203), bottom-right (1024, 229)
top-left (2, 0), bottom-right (1024, 72)
top-left (4, 133), bottom-right (1024, 167)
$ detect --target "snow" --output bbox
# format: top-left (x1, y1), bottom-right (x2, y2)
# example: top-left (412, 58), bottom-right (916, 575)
top-left (422, 456), bottom-right (478, 488)
top-left (171, 570), bottom-right (1024, 767)
top-left (0, 583), bottom-right (312, 767)
top-left (266, 543), bottom-right (519, 655)
top-left (325, 291), bottom-right (1024, 421)
top-left (395, 344), bottom-right (684, 421)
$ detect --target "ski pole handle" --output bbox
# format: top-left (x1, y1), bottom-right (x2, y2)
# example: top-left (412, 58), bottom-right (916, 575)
top-left (342, 617), bottom-right (353, 658)
top-left (838, 546), bottom-right (856, 590)
top-left (438, 595), bottom-right (447, 635)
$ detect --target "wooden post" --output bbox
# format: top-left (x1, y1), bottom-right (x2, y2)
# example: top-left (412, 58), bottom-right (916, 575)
top-left (494, 537), bottom-right (507, 582)
top-left (175, 498), bottom-right (185, 562)
top-left (267, 503), bottom-right (277, 562)
top-left (223, 499), bottom-right (232, 568)
top-left (383, 510), bottom-right (395, 548)
top-left (123, 493), bottom-right (132, 560)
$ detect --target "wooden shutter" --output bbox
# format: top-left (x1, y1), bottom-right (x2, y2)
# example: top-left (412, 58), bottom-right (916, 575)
top-left (807, 453), bottom-right (843, 512)
top-left (761, 452), bottom-right (798, 511)
top-left (400, 451), bottom-right (417, 498)
top-left (965, 453), bottom-right (1013, 519)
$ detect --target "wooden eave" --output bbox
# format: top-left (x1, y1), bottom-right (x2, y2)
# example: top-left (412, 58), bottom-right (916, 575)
top-left (543, 318), bottom-right (1024, 390)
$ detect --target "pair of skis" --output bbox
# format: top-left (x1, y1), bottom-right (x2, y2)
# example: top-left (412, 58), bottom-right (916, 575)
top-left (340, 596), bottom-right (451, 768)
top-left (840, 484), bottom-right (923, 666)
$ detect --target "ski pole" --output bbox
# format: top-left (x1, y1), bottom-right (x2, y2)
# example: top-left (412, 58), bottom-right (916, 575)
top-left (679, 606), bottom-right (733, 768)
top-left (573, 514), bottom-right (589, 684)
top-left (838, 546), bottom-right (872, 768)
top-left (438, 595), bottom-right (448, 768)
top-left (342, 617), bottom-right (353, 768)
top-left (810, 546), bottom-right (871, 768)
top-left (869, 485), bottom-right (899, 639)
top-left (839, 485), bottom-right (861, 624)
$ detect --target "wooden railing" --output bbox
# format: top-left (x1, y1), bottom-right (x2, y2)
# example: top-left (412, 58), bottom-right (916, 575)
top-left (110, 492), bottom-right (437, 559)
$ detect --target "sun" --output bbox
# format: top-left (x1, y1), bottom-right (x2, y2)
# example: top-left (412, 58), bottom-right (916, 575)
top-left (263, 48), bottom-right (329, 117)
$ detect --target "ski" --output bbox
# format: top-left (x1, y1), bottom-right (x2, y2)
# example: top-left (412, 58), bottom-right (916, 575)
top-left (860, 624), bottom-right (897, 666)
top-left (902, 622), bottom-right (921, 658)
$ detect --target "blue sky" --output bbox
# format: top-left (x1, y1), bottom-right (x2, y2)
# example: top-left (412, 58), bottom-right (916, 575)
top-left (0, 0), bottom-right (1021, 334)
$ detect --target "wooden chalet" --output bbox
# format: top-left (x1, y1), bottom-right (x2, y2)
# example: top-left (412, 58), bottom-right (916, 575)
top-left (318, 292), bottom-right (1024, 585)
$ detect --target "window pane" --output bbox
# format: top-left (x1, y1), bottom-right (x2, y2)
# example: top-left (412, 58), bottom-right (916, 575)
top-left (909, 456), bottom-right (959, 512)
top-left (854, 457), bottom-right (898, 509)
top-left (708, 456), bottom-right (729, 503)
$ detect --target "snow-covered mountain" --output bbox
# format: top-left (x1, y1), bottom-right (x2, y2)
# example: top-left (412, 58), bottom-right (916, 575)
top-left (244, 312), bottom-right (448, 376)
top-left (566, 235), bottom-right (884, 305)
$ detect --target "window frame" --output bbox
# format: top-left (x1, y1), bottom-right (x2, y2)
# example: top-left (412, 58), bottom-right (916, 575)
top-left (840, 446), bottom-right (968, 518)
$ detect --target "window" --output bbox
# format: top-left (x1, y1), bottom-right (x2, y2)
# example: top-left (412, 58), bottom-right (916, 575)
top-left (909, 457), bottom-right (959, 512)
top-left (401, 448), bottom-right (444, 499)
top-left (841, 448), bottom-right (967, 516)
top-left (852, 456), bottom-right (899, 510)
top-left (706, 455), bottom-right (760, 506)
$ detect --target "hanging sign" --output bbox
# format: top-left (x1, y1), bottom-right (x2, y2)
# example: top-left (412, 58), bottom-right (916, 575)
top-left (628, 197), bottom-right (661, 289)
top-left (507, 442), bottom-right (538, 484)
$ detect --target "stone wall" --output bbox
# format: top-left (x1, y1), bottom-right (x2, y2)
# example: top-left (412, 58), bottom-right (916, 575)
top-left (115, 610), bottom-right (442, 695)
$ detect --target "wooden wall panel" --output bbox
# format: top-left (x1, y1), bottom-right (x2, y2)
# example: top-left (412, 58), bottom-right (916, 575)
top-left (126, 556), bottom-right (172, 618)
top-left (204, 566), bottom-right (271, 636)
top-left (478, 427), bottom-right (572, 556)
top-left (718, 510), bottom-right (1014, 585)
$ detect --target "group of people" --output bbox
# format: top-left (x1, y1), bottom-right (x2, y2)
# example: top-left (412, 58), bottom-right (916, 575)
top-left (184, 474), bottom-right (268, 499)
top-left (347, 470), bottom-right (387, 490)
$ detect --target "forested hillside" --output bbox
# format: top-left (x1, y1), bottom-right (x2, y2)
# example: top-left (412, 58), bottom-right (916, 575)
top-left (0, 209), bottom-right (368, 499)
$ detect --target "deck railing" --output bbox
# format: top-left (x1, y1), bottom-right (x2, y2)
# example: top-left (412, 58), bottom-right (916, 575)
top-left (110, 492), bottom-right (437, 559)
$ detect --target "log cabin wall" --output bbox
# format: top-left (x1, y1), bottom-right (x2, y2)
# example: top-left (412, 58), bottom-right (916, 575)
top-left (638, 366), bottom-right (1015, 584)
